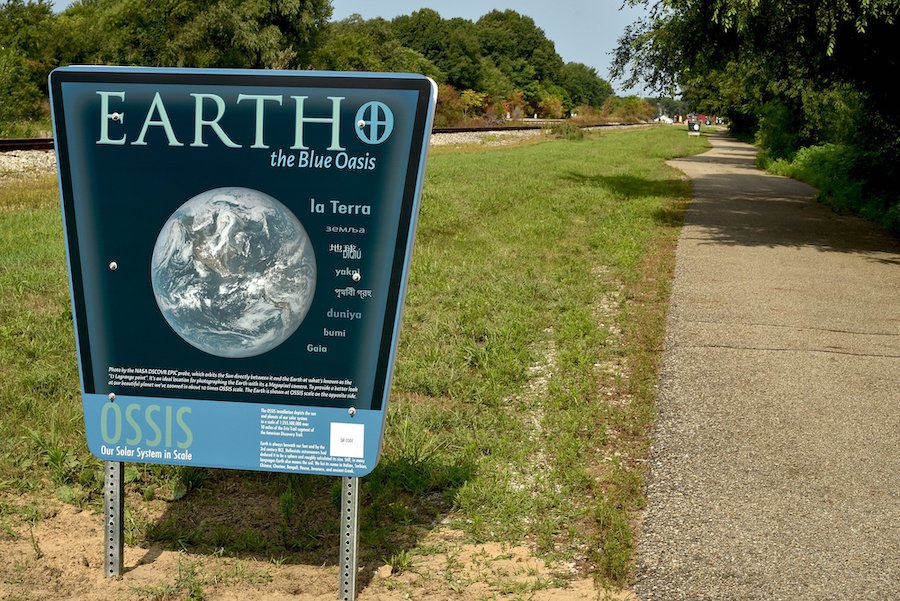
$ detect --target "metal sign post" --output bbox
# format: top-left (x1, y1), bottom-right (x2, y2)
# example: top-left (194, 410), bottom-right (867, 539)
top-left (340, 476), bottom-right (361, 601)
top-left (103, 461), bottom-right (124, 577)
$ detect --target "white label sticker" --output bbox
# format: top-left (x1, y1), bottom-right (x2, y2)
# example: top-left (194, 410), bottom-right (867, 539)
top-left (330, 423), bottom-right (365, 458)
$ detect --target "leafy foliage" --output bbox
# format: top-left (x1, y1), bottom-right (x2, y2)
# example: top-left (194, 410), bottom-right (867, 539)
top-left (1, 2), bottom-right (622, 130)
top-left (0, 46), bottom-right (41, 125)
top-left (392, 10), bottom-right (483, 91)
top-left (602, 96), bottom-right (655, 124)
top-left (311, 14), bottom-right (442, 80)
top-left (560, 62), bottom-right (614, 108)
top-left (0, 0), bottom-right (55, 90)
top-left (0, 0), bottom-right (54, 126)
top-left (2, 0), bottom-right (332, 72)
top-left (613, 0), bottom-right (899, 230)
top-left (475, 9), bottom-right (564, 85)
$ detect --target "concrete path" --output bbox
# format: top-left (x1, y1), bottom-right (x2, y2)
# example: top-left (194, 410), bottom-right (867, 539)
top-left (634, 133), bottom-right (900, 600)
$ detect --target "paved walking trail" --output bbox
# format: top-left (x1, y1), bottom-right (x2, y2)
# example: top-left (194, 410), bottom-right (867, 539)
top-left (634, 133), bottom-right (900, 600)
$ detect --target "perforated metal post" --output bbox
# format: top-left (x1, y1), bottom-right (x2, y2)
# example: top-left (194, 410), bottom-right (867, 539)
top-left (104, 460), bottom-right (124, 577)
top-left (339, 476), bottom-right (360, 601)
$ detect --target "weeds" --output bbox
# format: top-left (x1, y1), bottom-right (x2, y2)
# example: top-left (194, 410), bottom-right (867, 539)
top-left (132, 557), bottom-right (208, 601)
top-left (549, 122), bottom-right (585, 140)
top-left (758, 142), bottom-right (899, 232)
top-left (387, 548), bottom-right (416, 574)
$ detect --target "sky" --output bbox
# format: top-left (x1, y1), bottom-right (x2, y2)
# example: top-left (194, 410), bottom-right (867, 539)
top-left (50, 0), bottom-right (648, 95)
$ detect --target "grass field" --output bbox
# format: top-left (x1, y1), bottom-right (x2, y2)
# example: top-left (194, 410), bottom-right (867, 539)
top-left (0, 126), bottom-right (707, 596)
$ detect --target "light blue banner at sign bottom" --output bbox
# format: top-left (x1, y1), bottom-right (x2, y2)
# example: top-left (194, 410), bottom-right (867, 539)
top-left (83, 393), bottom-right (385, 477)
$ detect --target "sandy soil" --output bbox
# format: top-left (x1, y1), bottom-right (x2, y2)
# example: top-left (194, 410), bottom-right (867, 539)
top-left (0, 500), bottom-right (634, 600)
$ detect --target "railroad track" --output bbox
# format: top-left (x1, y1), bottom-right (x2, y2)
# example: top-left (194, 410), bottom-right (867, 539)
top-left (432, 122), bottom-right (636, 134)
top-left (0, 123), bottom-right (643, 153)
top-left (0, 138), bottom-right (55, 152)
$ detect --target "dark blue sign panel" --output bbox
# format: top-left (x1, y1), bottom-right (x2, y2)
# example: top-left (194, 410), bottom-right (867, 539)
top-left (50, 66), bottom-right (436, 476)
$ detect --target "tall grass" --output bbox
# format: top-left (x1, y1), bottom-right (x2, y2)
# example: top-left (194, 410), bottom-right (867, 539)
top-left (0, 116), bottom-right (53, 138)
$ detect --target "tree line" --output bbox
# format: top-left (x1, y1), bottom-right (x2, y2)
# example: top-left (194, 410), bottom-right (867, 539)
top-left (0, 0), bottom-right (638, 131)
top-left (613, 0), bottom-right (899, 231)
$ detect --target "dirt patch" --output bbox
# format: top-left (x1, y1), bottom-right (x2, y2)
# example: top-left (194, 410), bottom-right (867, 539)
top-left (0, 501), bottom-right (635, 600)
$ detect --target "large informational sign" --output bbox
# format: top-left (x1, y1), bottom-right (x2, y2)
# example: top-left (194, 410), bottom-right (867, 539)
top-left (50, 66), bottom-right (436, 477)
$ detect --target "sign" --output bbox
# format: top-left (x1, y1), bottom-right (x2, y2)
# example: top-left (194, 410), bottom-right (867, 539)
top-left (688, 120), bottom-right (701, 136)
top-left (50, 66), bottom-right (436, 477)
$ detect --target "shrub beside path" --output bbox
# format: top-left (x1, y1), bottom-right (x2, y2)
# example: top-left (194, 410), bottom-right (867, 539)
top-left (635, 132), bottom-right (900, 600)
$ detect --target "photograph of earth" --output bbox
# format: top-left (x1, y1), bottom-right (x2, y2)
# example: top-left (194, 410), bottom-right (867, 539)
top-left (150, 187), bottom-right (316, 358)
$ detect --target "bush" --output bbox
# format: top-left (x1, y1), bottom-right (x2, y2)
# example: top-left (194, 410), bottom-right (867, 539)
top-left (537, 95), bottom-right (564, 119)
top-left (601, 96), bottom-right (655, 123)
top-left (548, 122), bottom-right (583, 140)
top-left (791, 144), bottom-right (862, 213)
top-left (800, 85), bottom-right (863, 147)
top-left (434, 84), bottom-right (464, 127)
top-left (0, 47), bottom-right (43, 126)
top-left (755, 100), bottom-right (802, 161)
top-left (0, 113), bottom-right (52, 138)
top-left (759, 143), bottom-right (898, 232)
top-left (569, 104), bottom-right (607, 125)
top-left (758, 144), bottom-right (859, 205)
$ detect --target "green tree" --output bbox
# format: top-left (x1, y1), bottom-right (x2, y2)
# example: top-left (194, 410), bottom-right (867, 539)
top-left (560, 62), bottom-right (613, 108)
top-left (392, 8), bottom-right (446, 61)
top-left (613, 0), bottom-right (897, 131)
top-left (475, 9), bottom-right (564, 84)
top-left (459, 88), bottom-right (487, 117)
top-left (311, 15), bottom-right (385, 72)
top-left (441, 18), bottom-right (482, 90)
top-left (312, 15), bottom-right (442, 80)
top-left (58, 0), bottom-right (332, 69)
top-left (0, 0), bottom-right (56, 127)
top-left (612, 0), bottom-right (899, 227)
top-left (478, 57), bottom-right (515, 102)
top-left (51, 1), bottom-right (116, 66)
top-left (392, 11), bottom-right (482, 91)
top-left (392, 7), bottom-right (578, 113)
top-left (0, 46), bottom-right (41, 124)
top-left (0, 0), bottom-right (55, 92)
top-left (472, 9), bottom-right (571, 117)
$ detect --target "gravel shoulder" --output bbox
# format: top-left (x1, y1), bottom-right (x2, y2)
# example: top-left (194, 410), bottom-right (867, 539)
top-left (0, 126), bottom-right (647, 172)
top-left (635, 133), bottom-right (900, 600)
top-left (0, 150), bottom-right (57, 177)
